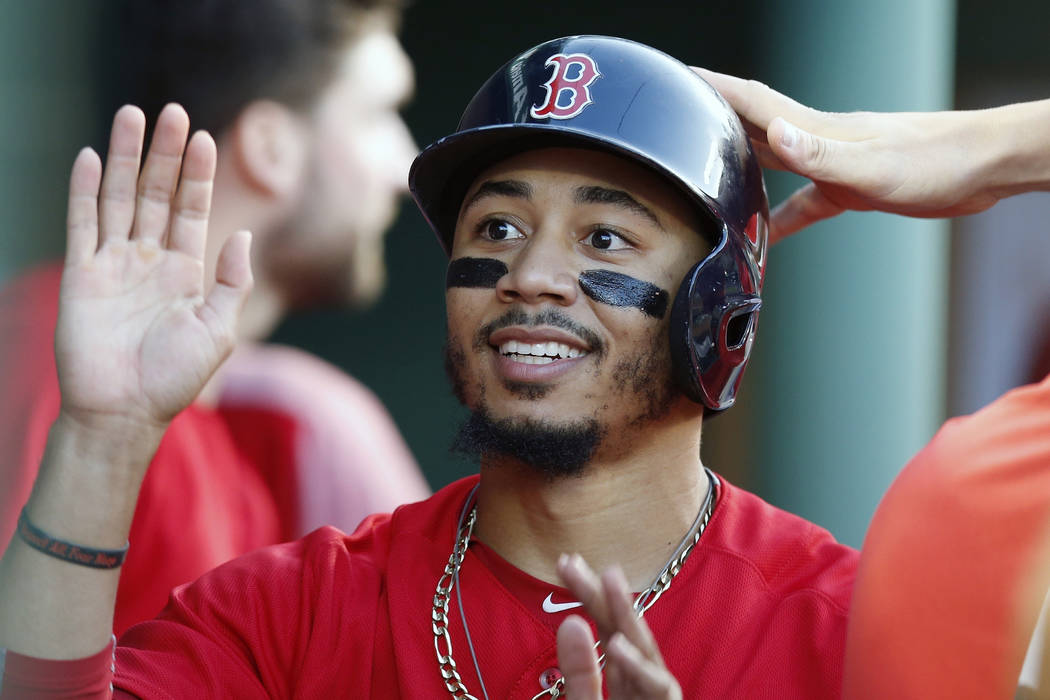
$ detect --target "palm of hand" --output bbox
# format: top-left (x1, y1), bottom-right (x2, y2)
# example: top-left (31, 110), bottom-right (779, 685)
top-left (55, 104), bottom-right (251, 431)
top-left (58, 244), bottom-right (214, 425)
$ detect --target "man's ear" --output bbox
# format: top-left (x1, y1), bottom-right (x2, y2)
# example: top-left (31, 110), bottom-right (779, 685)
top-left (229, 100), bottom-right (308, 198)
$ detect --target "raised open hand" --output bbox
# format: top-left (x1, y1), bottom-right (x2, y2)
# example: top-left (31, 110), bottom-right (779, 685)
top-left (692, 67), bottom-right (1028, 242)
top-left (556, 554), bottom-right (682, 700)
top-left (56, 104), bottom-right (251, 433)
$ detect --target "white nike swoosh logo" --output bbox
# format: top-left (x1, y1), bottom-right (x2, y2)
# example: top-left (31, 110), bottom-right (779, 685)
top-left (542, 593), bottom-right (584, 613)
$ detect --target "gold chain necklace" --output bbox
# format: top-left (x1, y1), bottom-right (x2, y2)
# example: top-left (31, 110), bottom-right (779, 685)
top-left (432, 468), bottom-right (718, 700)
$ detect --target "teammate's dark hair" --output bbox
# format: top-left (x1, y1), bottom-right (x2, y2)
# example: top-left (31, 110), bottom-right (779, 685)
top-left (101, 0), bottom-right (404, 139)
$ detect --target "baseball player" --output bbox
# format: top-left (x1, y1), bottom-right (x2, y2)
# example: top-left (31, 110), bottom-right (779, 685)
top-left (2, 35), bottom-right (1049, 699)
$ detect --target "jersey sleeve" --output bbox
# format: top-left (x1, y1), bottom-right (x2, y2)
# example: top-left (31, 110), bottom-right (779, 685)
top-left (113, 523), bottom-right (385, 698)
top-left (843, 373), bottom-right (1050, 699)
top-left (0, 639), bottom-right (133, 700)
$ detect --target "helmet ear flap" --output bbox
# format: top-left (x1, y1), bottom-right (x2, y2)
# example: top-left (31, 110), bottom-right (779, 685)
top-left (670, 260), bottom-right (709, 406)
top-left (670, 232), bottom-right (762, 411)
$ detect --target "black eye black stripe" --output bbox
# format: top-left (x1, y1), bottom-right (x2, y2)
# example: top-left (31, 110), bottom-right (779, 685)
top-left (446, 258), bottom-right (669, 319)
top-left (579, 270), bottom-right (668, 318)
top-left (446, 257), bottom-right (509, 289)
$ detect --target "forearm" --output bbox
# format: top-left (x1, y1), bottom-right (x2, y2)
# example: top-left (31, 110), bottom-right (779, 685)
top-left (0, 412), bottom-right (163, 659)
top-left (979, 99), bottom-right (1050, 200)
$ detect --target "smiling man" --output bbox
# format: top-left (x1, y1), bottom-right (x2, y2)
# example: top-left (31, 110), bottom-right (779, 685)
top-left (443, 147), bottom-right (712, 477)
top-left (401, 38), bottom-right (856, 698)
top-left (33, 28), bottom-right (1050, 698)
top-left (0, 35), bottom-right (860, 698)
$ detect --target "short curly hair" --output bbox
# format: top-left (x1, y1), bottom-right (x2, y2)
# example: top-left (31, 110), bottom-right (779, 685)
top-left (107, 0), bottom-right (405, 137)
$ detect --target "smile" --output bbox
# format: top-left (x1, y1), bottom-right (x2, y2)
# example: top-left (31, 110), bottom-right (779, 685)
top-left (498, 340), bottom-right (586, 364)
top-left (487, 326), bottom-right (593, 380)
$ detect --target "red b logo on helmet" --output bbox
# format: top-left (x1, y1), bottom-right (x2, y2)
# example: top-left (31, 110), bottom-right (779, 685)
top-left (530, 53), bottom-right (601, 120)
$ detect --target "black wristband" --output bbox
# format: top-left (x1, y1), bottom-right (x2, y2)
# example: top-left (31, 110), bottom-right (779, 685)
top-left (16, 508), bottom-right (128, 569)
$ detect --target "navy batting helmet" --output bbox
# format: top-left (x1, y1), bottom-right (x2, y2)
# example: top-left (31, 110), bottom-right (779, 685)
top-left (409, 35), bottom-right (768, 411)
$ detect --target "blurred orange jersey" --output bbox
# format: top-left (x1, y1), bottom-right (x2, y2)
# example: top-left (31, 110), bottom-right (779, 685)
top-left (845, 373), bottom-right (1050, 698)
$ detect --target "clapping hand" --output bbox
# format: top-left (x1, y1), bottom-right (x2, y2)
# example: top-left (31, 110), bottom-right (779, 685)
top-left (556, 554), bottom-right (682, 699)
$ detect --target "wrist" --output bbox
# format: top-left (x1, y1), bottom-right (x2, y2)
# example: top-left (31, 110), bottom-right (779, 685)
top-left (977, 100), bottom-right (1050, 200)
top-left (24, 411), bottom-right (168, 548)
top-left (52, 408), bottom-right (171, 467)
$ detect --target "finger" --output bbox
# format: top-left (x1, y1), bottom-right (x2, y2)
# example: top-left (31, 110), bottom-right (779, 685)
top-left (198, 230), bottom-right (251, 364)
top-left (602, 566), bottom-right (663, 662)
top-left (556, 615), bottom-right (603, 700)
top-left (766, 116), bottom-right (883, 188)
top-left (65, 148), bottom-right (103, 266)
top-left (167, 130), bottom-right (217, 260)
top-left (131, 104), bottom-right (190, 244)
top-left (98, 105), bottom-right (146, 247)
top-left (769, 182), bottom-right (845, 243)
top-left (203, 230), bottom-right (253, 334)
top-left (558, 554), bottom-right (615, 638)
top-left (691, 67), bottom-right (813, 134)
top-left (606, 633), bottom-right (682, 699)
top-left (750, 137), bottom-right (788, 172)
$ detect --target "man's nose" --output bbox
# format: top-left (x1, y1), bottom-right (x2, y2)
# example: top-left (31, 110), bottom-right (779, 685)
top-left (495, 231), bottom-right (578, 306)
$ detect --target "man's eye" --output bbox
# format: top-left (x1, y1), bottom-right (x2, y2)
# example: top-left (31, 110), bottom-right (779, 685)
top-left (585, 228), bottom-right (629, 251)
top-left (481, 219), bottom-right (525, 241)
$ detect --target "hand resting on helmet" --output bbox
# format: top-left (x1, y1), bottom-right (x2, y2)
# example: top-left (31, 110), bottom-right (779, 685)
top-left (692, 67), bottom-right (1050, 242)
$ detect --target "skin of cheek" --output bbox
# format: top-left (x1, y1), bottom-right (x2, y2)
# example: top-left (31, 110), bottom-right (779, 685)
top-left (444, 287), bottom-right (492, 408)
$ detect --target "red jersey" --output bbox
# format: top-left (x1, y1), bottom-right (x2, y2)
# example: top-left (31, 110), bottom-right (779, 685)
top-left (4, 473), bottom-right (858, 699)
top-left (844, 373), bottom-right (1050, 699)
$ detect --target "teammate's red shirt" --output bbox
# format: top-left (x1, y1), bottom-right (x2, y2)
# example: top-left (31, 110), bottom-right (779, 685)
top-left (844, 373), bottom-right (1050, 699)
top-left (3, 474), bottom-right (857, 698)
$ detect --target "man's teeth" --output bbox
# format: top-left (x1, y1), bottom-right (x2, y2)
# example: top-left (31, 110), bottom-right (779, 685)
top-left (498, 340), bottom-right (585, 363)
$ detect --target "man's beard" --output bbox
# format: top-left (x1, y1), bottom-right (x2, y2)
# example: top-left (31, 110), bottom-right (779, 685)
top-left (451, 408), bottom-right (604, 479)
top-left (445, 308), bottom-right (679, 478)
top-left (259, 159), bottom-right (388, 310)
top-left (262, 226), bottom-right (386, 309)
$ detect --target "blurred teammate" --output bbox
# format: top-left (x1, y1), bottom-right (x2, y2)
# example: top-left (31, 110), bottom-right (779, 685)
top-left (0, 0), bottom-right (427, 635)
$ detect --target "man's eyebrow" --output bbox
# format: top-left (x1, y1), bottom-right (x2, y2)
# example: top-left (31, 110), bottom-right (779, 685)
top-left (462, 180), bottom-right (533, 211)
top-left (574, 185), bottom-right (662, 229)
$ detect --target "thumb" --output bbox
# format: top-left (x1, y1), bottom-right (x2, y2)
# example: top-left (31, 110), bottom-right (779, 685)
top-left (767, 117), bottom-right (844, 182)
top-left (201, 230), bottom-right (253, 347)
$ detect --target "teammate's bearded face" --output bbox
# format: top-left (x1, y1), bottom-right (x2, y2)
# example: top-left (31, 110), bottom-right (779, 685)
top-left (445, 147), bottom-right (709, 475)
top-left (267, 27), bottom-right (418, 307)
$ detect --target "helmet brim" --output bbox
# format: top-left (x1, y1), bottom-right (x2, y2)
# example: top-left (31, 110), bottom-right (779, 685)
top-left (408, 122), bottom-right (728, 256)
